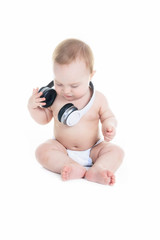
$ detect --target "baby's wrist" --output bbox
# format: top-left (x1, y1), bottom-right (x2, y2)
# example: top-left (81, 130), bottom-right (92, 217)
top-left (103, 118), bottom-right (117, 129)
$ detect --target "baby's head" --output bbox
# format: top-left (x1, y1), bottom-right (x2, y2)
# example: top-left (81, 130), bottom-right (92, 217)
top-left (53, 38), bottom-right (94, 74)
top-left (52, 39), bottom-right (95, 100)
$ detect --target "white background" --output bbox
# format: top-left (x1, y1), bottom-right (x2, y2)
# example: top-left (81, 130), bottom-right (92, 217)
top-left (0, 0), bottom-right (160, 239)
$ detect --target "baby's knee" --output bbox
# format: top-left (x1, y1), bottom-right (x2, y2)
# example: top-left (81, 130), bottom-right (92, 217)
top-left (103, 143), bottom-right (124, 162)
top-left (35, 143), bottom-right (49, 165)
top-left (113, 145), bottom-right (125, 162)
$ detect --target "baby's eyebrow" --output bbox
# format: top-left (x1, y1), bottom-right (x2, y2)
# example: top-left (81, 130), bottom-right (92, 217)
top-left (70, 82), bottom-right (80, 85)
top-left (55, 80), bottom-right (80, 85)
top-left (54, 79), bottom-right (63, 84)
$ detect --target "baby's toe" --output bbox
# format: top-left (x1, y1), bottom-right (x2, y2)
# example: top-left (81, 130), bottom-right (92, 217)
top-left (109, 175), bottom-right (116, 186)
top-left (61, 166), bottom-right (71, 181)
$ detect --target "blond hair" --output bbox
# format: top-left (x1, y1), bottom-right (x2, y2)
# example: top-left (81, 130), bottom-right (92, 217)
top-left (52, 39), bottom-right (94, 73)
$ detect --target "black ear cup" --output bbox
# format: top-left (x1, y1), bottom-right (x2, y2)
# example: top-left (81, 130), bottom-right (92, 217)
top-left (39, 87), bottom-right (57, 108)
top-left (58, 103), bottom-right (78, 124)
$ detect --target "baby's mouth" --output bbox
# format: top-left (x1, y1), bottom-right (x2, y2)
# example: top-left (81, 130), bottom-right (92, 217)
top-left (64, 95), bottom-right (73, 99)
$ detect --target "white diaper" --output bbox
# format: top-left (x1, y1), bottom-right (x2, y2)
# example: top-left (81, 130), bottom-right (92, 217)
top-left (67, 148), bottom-right (92, 167)
top-left (67, 139), bottom-right (103, 168)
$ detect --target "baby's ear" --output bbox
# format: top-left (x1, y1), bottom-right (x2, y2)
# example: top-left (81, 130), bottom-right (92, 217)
top-left (90, 70), bottom-right (96, 79)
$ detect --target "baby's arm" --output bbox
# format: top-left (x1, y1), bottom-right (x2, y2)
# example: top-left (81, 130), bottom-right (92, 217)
top-left (99, 93), bottom-right (117, 142)
top-left (28, 88), bottom-right (53, 124)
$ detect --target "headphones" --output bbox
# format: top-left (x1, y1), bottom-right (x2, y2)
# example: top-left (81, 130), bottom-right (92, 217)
top-left (39, 80), bottom-right (95, 126)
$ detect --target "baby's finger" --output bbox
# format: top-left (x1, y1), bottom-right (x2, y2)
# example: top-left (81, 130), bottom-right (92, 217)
top-left (105, 133), bottom-right (114, 141)
top-left (40, 102), bottom-right (46, 106)
top-left (107, 127), bottom-right (113, 133)
top-left (33, 87), bottom-right (39, 95)
top-left (34, 101), bottom-right (46, 108)
top-left (39, 97), bottom-right (46, 102)
top-left (32, 88), bottom-right (36, 94)
top-left (35, 97), bottom-right (46, 103)
top-left (104, 136), bottom-right (111, 142)
top-left (106, 131), bottom-right (113, 135)
top-left (37, 91), bottom-right (43, 97)
top-left (34, 91), bottom-right (43, 98)
top-left (107, 128), bottom-right (116, 136)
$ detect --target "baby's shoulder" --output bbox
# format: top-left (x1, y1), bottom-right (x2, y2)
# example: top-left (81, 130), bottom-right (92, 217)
top-left (94, 91), bottom-right (109, 111)
top-left (95, 90), bottom-right (108, 103)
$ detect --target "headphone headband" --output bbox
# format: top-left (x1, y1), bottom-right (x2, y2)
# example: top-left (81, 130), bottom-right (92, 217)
top-left (78, 81), bottom-right (95, 117)
top-left (46, 81), bottom-right (54, 88)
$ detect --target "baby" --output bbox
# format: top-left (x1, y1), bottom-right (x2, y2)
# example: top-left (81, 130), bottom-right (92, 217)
top-left (28, 39), bottom-right (124, 185)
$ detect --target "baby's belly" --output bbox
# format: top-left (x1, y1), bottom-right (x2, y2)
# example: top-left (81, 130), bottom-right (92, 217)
top-left (54, 121), bottom-right (100, 150)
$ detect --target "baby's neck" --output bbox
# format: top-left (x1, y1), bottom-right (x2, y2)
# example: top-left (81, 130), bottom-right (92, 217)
top-left (72, 88), bottom-right (92, 109)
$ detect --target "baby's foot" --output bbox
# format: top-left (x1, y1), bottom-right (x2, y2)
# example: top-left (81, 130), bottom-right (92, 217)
top-left (61, 163), bottom-right (86, 181)
top-left (85, 167), bottom-right (115, 185)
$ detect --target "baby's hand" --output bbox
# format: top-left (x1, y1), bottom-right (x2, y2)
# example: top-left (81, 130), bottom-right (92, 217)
top-left (28, 88), bottom-right (46, 109)
top-left (102, 125), bottom-right (116, 142)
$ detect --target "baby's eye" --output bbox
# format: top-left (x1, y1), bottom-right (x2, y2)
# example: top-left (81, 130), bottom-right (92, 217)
top-left (56, 83), bottom-right (63, 87)
top-left (71, 85), bottom-right (78, 88)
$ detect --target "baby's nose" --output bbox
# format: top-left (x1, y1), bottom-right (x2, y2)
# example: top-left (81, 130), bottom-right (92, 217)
top-left (63, 87), bottom-right (71, 94)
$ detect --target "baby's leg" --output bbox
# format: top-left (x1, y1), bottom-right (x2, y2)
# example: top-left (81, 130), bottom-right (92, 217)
top-left (35, 139), bottom-right (86, 180)
top-left (85, 142), bottom-right (124, 185)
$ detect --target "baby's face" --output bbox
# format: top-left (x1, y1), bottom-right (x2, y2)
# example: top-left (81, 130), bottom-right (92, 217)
top-left (53, 59), bottom-right (92, 101)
